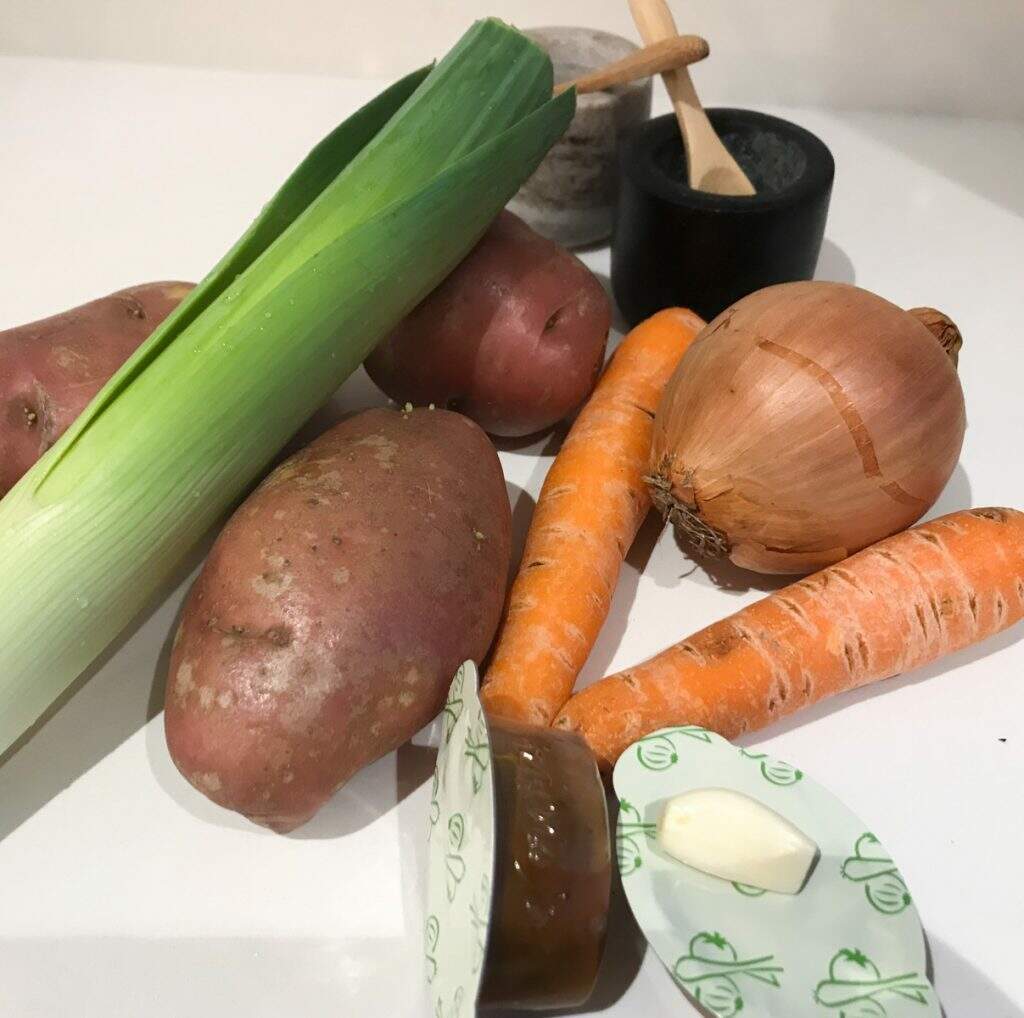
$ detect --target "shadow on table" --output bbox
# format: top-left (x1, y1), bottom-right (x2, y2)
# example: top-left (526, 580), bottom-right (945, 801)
top-left (574, 459), bottom-right (974, 692)
top-left (0, 537), bottom-right (213, 845)
top-left (651, 461), bottom-right (971, 598)
top-left (726, 462), bottom-right (1018, 742)
top-left (0, 934), bottom-right (425, 1017)
top-left (145, 685), bottom-right (439, 841)
top-left (928, 462), bottom-right (973, 519)
top-left (814, 237), bottom-right (856, 284)
top-left (928, 933), bottom-right (1024, 1017)
top-left (576, 512), bottom-right (665, 686)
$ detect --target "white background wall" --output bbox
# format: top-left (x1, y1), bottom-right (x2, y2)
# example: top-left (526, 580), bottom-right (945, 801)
top-left (2, 0), bottom-right (1023, 118)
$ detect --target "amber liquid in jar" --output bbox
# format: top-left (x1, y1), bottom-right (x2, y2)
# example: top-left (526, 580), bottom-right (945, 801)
top-left (478, 717), bottom-right (611, 1011)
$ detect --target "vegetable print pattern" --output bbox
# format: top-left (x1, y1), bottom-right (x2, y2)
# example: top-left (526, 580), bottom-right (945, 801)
top-left (468, 874), bottom-right (490, 975)
top-left (442, 670), bottom-right (465, 745)
top-left (814, 948), bottom-right (931, 1015)
top-left (444, 814), bottom-right (467, 903)
top-left (673, 931), bottom-right (783, 1017)
top-left (424, 915), bottom-right (440, 984)
top-left (841, 834), bottom-right (912, 915)
top-left (615, 799), bottom-right (657, 875)
top-left (740, 748), bottom-right (804, 786)
top-left (636, 726), bottom-right (713, 770)
top-left (612, 726), bottom-right (940, 1016)
top-left (427, 768), bottom-right (441, 840)
top-left (463, 715), bottom-right (490, 793)
top-left (425, 663), bottom-right (496, 1016)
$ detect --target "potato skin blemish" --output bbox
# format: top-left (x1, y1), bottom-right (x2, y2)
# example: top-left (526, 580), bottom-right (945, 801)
top-left (163, 408), bottom-right (510, 833)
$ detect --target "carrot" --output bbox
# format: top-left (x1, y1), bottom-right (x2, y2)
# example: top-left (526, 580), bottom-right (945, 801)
top-left (481, 307), bottom-right (706, 726)
top-left (554, 508), bottom-right (1024, 770)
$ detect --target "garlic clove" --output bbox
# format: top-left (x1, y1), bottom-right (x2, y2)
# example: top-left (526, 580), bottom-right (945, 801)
top-left (657, 787), bottom-right (819, 894)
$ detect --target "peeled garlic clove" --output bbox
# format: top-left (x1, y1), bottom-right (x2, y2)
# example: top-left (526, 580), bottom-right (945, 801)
top-left (657, 787), bottom-right (818, 894)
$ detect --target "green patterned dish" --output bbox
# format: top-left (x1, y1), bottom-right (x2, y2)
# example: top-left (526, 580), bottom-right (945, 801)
top-left (425, 662), bottom-right (496, 1017)
top-left (613, 727), bottom-right (940, 1018)
top-left (425, 662), bottom-right (610, 1013)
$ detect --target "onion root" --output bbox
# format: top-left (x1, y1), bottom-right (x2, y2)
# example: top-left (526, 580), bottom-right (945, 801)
top-left (645, 468), bottom-right (730, 558)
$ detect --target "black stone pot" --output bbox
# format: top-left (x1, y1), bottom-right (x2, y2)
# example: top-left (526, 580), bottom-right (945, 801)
top-left (612, 109), bottom-right (835, 325)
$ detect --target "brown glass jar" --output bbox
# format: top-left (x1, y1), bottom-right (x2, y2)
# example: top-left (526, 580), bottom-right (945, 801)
top-left (478, 717), bottom-right (611, 1011)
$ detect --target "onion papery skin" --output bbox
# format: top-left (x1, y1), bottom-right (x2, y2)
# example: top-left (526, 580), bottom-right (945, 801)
top-left (648, 281), bottom-right (966, 575)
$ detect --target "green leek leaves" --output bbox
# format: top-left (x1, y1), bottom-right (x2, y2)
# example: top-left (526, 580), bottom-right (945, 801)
top-left (0, 18), bottom-right (574, 754)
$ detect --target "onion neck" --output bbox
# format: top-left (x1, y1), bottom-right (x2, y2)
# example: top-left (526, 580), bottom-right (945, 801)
top-left (645, 470), bottom-right (730, 559)
top-left (907, 307), bottom-right (962, 368)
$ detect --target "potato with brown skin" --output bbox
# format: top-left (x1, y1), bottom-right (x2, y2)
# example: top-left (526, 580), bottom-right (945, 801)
top-left (365, 211), bottom-right (611, 438)
top-left (164, 407), bottom-right (511, 832)
top-left (0, 281), bottom-right (193, 496)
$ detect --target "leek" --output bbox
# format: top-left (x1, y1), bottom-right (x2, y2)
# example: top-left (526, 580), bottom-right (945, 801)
top-left (0, 18), bottom-right (574, 755)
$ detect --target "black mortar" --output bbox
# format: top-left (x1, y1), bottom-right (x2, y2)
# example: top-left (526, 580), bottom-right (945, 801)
top-left (612, 109), bottom-right (835, 324)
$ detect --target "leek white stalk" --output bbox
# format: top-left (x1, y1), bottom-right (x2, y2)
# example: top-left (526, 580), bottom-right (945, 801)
top-left (0, 19), bottom-right (574, 755)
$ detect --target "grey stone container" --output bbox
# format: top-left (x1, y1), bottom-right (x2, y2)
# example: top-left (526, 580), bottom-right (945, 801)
top-left (508, 27), bottom-right (652, 248)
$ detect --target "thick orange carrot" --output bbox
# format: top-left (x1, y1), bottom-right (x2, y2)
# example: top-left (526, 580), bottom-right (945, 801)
top-left (555, 508), bottom-right (1024, 770)
top-left (482, 308), bottom-right (706, 725)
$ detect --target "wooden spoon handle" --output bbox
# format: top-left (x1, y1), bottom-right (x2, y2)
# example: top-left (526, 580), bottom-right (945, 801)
top-left (554, 35), bottom-right (710, 96)
top-left (628, 0), bottom-right (756, 196)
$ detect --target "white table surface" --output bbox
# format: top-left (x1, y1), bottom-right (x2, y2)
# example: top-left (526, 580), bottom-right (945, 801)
top-left (1, 54), bottom-right (1022, 1018)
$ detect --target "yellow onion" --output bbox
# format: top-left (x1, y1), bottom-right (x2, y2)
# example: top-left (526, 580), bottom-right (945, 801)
top-left (647, 281), bottom-right (965, 574)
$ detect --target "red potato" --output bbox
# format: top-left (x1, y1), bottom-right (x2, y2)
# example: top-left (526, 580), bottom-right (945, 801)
top-left (164, 407), bottom-right (511, 832)
top-left (0, 281), bottom-right (193, 496)
top-left (365, 211), bottom-right (611, 437)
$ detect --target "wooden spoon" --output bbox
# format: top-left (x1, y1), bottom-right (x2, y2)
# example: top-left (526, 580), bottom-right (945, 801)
top-left (554, 34), bottom-right (710, 96)
top-left (628, 0), bottom-right (756, 196)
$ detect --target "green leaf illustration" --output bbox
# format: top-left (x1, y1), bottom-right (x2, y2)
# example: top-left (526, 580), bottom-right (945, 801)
top-left (637, 733), bottom-right (678, 770)
top-left (636, 727), bottom-right (713, 771)
top-left (740, 748), bottom-right (803, 786)
top-left (815, 948), bottom-right (930, 1015)
top-left (434, 985), bottom-right (465, 1018)
top-left (468, 873), bottom-right (490, 974)
top-left (670, 725), bottom-right (715, 742)
top-left (448, 812), bottom-right (465, 850)
top-left (866, 876), bottom-right (913, 916)
top-left (445, 813), bottom-right (467, 902)
top-left (445, 856), bottom-right (466, 903)
top-left (838, 1002), bottom-right (887, 1018)
top-left (427, 766), bottom-right (441, 840)
top-left (463, 714), bottom-right (490, 794)
top-left (616, 833), bottom-right (645, 876)
top-left (424, 914), bottom-right (440, 984)
top-left (618, 799), bottom-right (655, 830)
top-left (446, 667), bottom-right (465, 707)
top-left (441, 666), bottom-right (467, 744)
top-left (616, 799), bottom-right (656, 876)
top-left (674, 930), bottom-right (783, 1015)
top-left (841, 833), bottom-right (912, 916)
top-left (695, 976), bottom-right (744, 1017)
